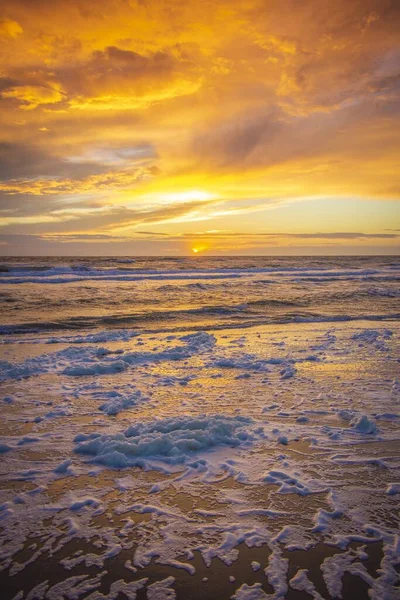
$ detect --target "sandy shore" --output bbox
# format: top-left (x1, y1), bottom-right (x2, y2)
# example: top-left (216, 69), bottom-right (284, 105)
top-left (0, 320), bottom-right (399, 599)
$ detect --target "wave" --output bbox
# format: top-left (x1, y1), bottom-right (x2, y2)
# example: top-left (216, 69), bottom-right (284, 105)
top-left (2, 265), bottom-right (399, 285)
top-left (293, 275), bottom-right (400, 283)
top-left (1, 258), bottom-right (398, 341)
top-left (0, 270), bottom-right (244, 284)
top-left (2, 310), bottom-right (399, 338)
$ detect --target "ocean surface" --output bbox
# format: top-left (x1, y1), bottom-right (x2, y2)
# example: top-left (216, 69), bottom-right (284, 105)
top-left (0, 256), bottom-right (399, 600)
top-left (1, 256), bottom-right (399, 335)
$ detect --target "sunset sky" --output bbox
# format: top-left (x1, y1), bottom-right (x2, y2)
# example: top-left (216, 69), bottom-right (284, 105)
top-left (0, 0), bottom-right (399, 255)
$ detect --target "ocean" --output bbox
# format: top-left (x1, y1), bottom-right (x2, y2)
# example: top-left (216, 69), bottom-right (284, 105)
top-left (0, 256), bottom-right (399, 599)
top-left (1, 255), bottom-right (399, 335)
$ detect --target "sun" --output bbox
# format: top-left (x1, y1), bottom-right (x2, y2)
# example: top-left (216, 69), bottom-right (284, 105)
top-left (191, 245), bottom-right (207, 254)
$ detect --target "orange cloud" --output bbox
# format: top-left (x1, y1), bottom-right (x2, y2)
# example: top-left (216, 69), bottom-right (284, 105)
top-left (0, 0), bottom-right (399, 254)
top-left (0, 17), bottom-right (22, 38)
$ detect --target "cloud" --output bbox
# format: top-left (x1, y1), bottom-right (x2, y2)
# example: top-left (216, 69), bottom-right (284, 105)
top-left (0, 233), bottom-right (183, 256)
top-left (0, 142), bottom-right (112, 181)
top-left (1, 42), bottom-right (201, 110)
top-left (1, 82), bottom-right (67, 110)
top-left (0, 197), bottom-right (217, 235)
top-left (0, 167), bottom-right (157, 196)
top-left (185, 231), bottom-right (400, 240)
top-left (1, 228), bottom-right (398, 258)
top-left (0, 0), bottom-right (399, 254)
top-left (0, 18), bottom-right (23, 38)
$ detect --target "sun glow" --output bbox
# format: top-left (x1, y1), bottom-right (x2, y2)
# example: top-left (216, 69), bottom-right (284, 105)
top-left (140, 190), bottom-right (217, 206)
top-left (192, 245), bottom-right (207, 254)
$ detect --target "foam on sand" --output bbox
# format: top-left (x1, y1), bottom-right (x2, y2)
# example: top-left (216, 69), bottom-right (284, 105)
top-left (0, 310), bottom-right (399, 599)
top-left (74, 415), bottom-right (257, 470)
top-left (97, 390), bottom-right (144, 416)
top-left (350, 414), bottom-right (379, 435)
top-left (231, 583), bottom-right (270, 599)
top-left (0, 331), bottom-right (217, 382)
top-left (146, 576), bottom-right (176, 600)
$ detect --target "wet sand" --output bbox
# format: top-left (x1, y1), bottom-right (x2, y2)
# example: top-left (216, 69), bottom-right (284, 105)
top-left (0, 319), bottom-right (399, 599)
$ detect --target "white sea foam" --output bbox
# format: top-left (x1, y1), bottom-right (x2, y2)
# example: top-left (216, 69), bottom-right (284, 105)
top-left (146, 577), bottom-right (176, 600)
top-left (289, 569), bottom-right (323, 599)
top-left (0, 331), bottom-right (217, 381)
top-left (350, 414), bottom-right (379, 435)
top-left (231, 583), bottom-right (270, 599)
top-left (74, 415), bottom-right (257, 470)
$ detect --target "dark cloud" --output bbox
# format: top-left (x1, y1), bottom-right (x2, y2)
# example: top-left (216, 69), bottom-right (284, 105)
top-left (2, 45), bottom-right (188, 108)
top-left (41, 233), bottom-right (117, 241)
top-left (0, 198), bottom-right (217, 235)
top-left (193, 110), bottom-right (286, 166)
top-left (283, 232), bottom-right (399, 239)
top-left (0, 193), bottom-right (64, 217)
top-left (62, 46), bottom-right (178, 97)
top-left (0, 77), bottom-right (18, 92)
top-left (184, 231), bottom-right (400, 240)
top-left (135, 231), bottom-right (168, 235)
top-left (0, 233), bottom-right (182, 256)
top-left (192, 85), bottom-right (400, 170)
top-left (268, 232), bottom-right (399, 239)
top-left (0, 142), bottom-right (110, 180)
top-left (0, 141), bottom-right (158, 198)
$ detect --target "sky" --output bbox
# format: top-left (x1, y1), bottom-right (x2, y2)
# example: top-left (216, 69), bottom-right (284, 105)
top-left (0, 0), bottom-right (399, 256)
